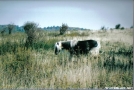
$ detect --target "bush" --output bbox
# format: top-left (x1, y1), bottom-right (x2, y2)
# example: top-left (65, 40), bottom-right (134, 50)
top-left (23, 22), bottom-right (38, 48)
top-left (1, 49), bottom-right (36, 87)
top-left (0, 41), bottom-right (19, 55)
top-left (115, 24), bottom-right (121, 29)
top-left (60, 23), bottom-right (68, 35)
top-left (30, 38), bottom-right (59, 51)
top-left (8, 23), bottom-right (15, 34)
top-left (1, 27), bottom-right (6, 36)
top-left (120, 27), bottom-right (124, 30)
top-left (101, 26), bottom-right (107, 32)
top-left (130, 26), bottom-right (133, 29)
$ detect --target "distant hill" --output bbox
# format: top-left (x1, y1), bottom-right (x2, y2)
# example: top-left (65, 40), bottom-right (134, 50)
top-left (0, 25), bottom-right (87, 33)
top-left (0, 25), bottom-right (25, 33)
top-left (43, 26), bottom-right (87, 31)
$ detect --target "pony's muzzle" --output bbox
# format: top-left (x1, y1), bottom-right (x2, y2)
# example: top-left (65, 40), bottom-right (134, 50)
top-left (55, 47), bottom-right (59, 55)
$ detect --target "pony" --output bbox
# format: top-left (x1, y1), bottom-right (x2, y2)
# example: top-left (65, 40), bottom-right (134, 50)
top-left (54, 39), bottom-right (101, 57)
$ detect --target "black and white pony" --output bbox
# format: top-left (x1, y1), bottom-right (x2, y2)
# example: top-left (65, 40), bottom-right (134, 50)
top-left (54, 39), bottom-right (101, 58)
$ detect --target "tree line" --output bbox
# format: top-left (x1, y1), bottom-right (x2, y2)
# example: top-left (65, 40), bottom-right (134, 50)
top-left (101, 24), bottom-right (133, 31)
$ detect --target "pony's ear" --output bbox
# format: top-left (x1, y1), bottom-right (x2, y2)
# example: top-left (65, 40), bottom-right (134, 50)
top-left (57, 42), bottom-right (59, 45)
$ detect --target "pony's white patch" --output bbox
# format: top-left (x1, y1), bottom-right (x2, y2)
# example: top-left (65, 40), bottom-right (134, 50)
top-left (70, 40), bottom-right (78, 47)
top-left (54, 41), bottom-right (62, 51)
top-left (90, 40), bottom-right (101, 55)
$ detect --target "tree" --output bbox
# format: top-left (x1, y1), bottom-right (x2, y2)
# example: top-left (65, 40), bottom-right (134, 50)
top-left (23, 21), bottom-right (38, 48)
top-left (101, 26), bottom-right (107, 32)
top-left (8, 23), bottom-right (15, 34)
top-left (1, 27), bottom-right (6, 36)
top-left (115, 24), bottom-right (121, 29)
top-left (130, 26), bottom-right (133, 28)
top-left (60, 23), bottom-right (68, 35)
top-left (101, 26), bottom-right (105, 30)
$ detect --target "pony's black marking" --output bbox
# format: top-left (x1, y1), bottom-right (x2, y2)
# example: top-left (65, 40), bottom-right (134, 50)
top-left (62, 41), bottom-right (71, 50)
top-left (71, 40), bottom-right (98, 55)
top-left (55, 47), bottom-right (58, 55)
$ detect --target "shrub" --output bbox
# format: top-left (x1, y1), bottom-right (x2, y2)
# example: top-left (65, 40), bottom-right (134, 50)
top-left (1, 27), bottom-right (6, 36)
top-left (7, 23), bottom-right (15, 34)
top-left (101, 26), bottom-right (107, 32)
top-left (0, 41), bottom-right (19, 55)
top-left (101, 26), bottom-right (105, 30)
top-left (30, 38), bottom-right (59, 51)
top-left (115, 24), bottom-right (121, 29)
top-left (120, 27), bottom-right (124, 30)
top-left (23, 22), bottom-right (38, 48)
top-left (130, 26), bottom-right (133, 28)
top-left (1, 49), bottom-right (35, 87)
top-left (60, 23), bottom-right (68, 35)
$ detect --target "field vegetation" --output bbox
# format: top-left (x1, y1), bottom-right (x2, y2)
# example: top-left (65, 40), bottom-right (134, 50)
top-left (0, 26), bottom-right (133, 89)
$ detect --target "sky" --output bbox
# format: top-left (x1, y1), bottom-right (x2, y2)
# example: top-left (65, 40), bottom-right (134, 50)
top-left (0, 0), bottom-right (133, 30)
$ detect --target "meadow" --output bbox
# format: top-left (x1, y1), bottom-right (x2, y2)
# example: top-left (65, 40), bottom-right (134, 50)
top-left (0, 28), bottom-right (133, 89)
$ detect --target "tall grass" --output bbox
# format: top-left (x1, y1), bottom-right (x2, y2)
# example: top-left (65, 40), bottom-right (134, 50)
top-left (0, 29), bottom-right (133, 89)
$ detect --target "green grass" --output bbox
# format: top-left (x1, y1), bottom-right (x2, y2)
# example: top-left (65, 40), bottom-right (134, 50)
top-left (0, 29), bottom-right (133, 89)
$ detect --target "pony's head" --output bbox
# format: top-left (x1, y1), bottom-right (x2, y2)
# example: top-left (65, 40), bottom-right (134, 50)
top-left (54, 40), bottom-right (78, 55)
top-left (54, 41), bottom-right (63, 55)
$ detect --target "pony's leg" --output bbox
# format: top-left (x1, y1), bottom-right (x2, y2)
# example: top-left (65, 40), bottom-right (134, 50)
top-left (69, 53), bottom-right (73, 61)
top-left (69, 48), bottom-right (74, 61)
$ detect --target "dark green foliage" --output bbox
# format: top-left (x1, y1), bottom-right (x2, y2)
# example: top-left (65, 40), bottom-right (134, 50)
top-left (103, 54), bottom-right (132, 71)
top-left (0, 36), bottom-right (58, 55)
top-left (103, 56), bottom-right (133, 71)
top-left (23, 22), bottom-right (38, 34)
top-left (112, 44), bottom-right (132, 56)
top-left (31, 39), bottom-right (58, 51)
top-left (130, 26), bottom-right (133, 28)
top-left (120, 27), bottom-right (124, 30)
top-left (101, 26), bottom-right (106, 30)
top-left (102, 42), bottom-right (133, 71)
top-left (0, 41), bottom-right (19, 55)
top-left (1, 49), bottom-right (36, 87)
top-left (2, 52), bottom-right (31, 74)
top-left (1, 27), bottom-right (6, 36)
top-left (101, 26), bottom-right (105, 30)
top-left (8, 23), bottom-right (15, 34)
top-left (115, 24), bottom-right (121, 29)
top-left (23, 22), bottom-right (38, 48)
top-left (102, 41), bottom-right (133, 56)
top-left (60, 23), bottom-right (68, 35)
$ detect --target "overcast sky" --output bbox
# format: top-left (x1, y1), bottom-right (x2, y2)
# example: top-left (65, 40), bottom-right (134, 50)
top-left (0, 0), bottom-right (133, 30)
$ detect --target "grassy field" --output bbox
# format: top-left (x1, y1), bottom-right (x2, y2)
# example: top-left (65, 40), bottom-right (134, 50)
top-left (0, 29), bottom-right (133, 89)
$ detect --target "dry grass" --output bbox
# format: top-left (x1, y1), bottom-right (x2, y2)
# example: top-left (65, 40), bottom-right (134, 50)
top-left (0, 29), bottom-right (133, 89)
